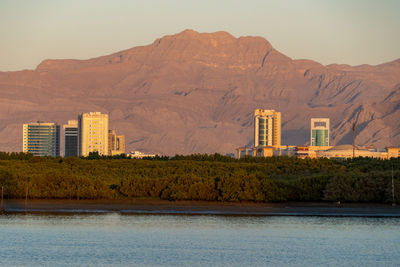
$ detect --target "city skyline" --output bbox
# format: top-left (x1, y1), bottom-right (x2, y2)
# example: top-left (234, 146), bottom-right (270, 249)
top-left (23, 112), bottom-right (126, 157)
top-left (22, 109), bottom-right (398, 159)
top-left (1, 0), bottom-right (399, 71)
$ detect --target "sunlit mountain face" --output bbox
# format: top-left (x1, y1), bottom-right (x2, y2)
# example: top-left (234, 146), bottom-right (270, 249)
top-left (0, 30), bottom-right (399, 154)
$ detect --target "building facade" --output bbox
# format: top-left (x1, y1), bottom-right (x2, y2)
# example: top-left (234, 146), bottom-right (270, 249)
top-left (254, 109), bottom-right (281, 147)
top-left (108, 130), bottom-right (125, 155)
top-left (63, 120), bottom-right (79, 157)
top-left (311, 118), bottom-right (330, 147)
top-left (316, 145), bottom-right (398, 159)
top-left (236, 144), bottom-right (399, 160)
top-left (78, 112), bottom-right (109, 156)
top-left (128, 151), bottom-right (156, 158)
top-left (23, 122), bottom-right (60, 157)
top-left (236, 147), bottom-right (255, 159)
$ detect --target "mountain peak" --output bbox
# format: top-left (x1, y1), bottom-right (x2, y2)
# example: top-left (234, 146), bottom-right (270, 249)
top-left (152, 29), bottom-right (274, 59)
top-left (175, 29), bottom-right (235, 39)
top-left (159, 29), bottom-right (237, 44)
top-left (175, 29), bottom-right (199, 37)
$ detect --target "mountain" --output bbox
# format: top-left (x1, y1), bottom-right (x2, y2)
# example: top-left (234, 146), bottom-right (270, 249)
top-left (0, 29), bottom-right (399, 155)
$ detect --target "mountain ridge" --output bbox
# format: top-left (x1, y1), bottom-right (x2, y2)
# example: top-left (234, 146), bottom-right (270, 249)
top-left (0, 29), bottom-right (399, 154)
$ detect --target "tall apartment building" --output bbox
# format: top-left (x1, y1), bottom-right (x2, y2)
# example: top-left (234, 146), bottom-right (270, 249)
top-left (108, 130), bottom-right (125, 155)
top-left (254, 109), bottom-right (281, 147)
top-left (63, 120), bottom-right (79, 157)
top-left (311, 118), bottom-right (330, 146)
top-left (78, 112), bottom-right (109, 156)
top-left (23, 122), bottom-right (60, 157)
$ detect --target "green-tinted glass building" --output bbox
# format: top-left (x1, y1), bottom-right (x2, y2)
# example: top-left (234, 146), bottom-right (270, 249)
top-left (23, 122), bottom-right (60, 157)
top-left (311, 118), bottom-right (330, 147)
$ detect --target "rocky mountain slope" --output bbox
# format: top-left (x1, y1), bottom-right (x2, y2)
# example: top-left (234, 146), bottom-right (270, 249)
top-left (0, 29), bottom-right (399, 155)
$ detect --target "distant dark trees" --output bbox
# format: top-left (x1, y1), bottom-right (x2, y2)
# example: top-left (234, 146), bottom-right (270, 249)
top-left (0, 152), bottom-right (398, 203)
top-left (0, 152), bottom-right (33, 160)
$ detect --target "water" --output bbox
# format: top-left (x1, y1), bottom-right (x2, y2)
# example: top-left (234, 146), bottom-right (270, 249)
top-left (0, 214), bottom-right (399, 266)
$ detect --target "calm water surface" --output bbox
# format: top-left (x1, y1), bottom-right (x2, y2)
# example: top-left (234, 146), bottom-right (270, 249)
top-left (0, 213), bottom-right (399, 266)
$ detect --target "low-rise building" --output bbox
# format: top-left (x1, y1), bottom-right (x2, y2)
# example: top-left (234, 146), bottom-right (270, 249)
top-left (236, 147), bottom-right (254, 159)
top-left (235, 144), bottom-right (399, 160)
top-left (253, 145), bottom-right (274, 157)
top-left (316, 145), bottom-right (399, 159)
top-left (273, 145), bottom-right (297, 157)
top-left (295, 146), bottom-right (317, 158)
top-left (128, 151), bottom-right (156, 159)
top-left (387, 147), bottom-right (400, 158)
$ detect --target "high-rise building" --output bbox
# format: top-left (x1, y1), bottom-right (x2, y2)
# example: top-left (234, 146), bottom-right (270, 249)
top-left (311, 118), bottom-right (330, 146)
top-left (23, 122), bottom-right (60, 157)
top-left (108, 130), bottom-right (125, 155)
top-left (78, 112), bottom-right (109, 156)
top-left (63, 120), bottom-right (79, 157)
top-left (254, 109), bottom-right (281, 147)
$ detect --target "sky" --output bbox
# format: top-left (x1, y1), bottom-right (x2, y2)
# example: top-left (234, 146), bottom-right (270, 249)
top-left (0, 0), bottom-right (399, 71)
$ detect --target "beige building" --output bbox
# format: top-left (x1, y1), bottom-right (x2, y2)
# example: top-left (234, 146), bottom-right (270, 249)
top-left (253, 145), bottom-right (274, 157)
top-left (108, 130), bottom-right (125, 155)
top-left (387, 147), bottom-right (400, 158)
top-left (128, 151), bottom-right (156, 158)
top-left (78, 112), bottom-right (109, 156)
top-left (254, 109), bottom-right (281, 148)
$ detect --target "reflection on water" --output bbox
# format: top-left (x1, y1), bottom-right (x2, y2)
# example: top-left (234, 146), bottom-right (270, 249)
top-left (0, 214), bottom-right (399, 266)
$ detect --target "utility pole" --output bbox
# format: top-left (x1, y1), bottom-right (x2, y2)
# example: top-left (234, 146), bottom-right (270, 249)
top-left (352, 122), bottom-right (356, 159)
top-left (25, 177), bottom-right (30, 211)
top-left (393, 164), bottom-right (396, 206)
top-left (1, 186), bottom-right (4, 214)
top-left (352, 113), bottom-right (360, 160)
top-left (25, 184), bottom-right (28, 210)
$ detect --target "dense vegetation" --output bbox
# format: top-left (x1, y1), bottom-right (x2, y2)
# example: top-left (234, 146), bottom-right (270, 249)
top-left (0, 152), bottom-right (399, 203)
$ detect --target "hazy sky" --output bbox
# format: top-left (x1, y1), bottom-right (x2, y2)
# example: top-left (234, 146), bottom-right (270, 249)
top-left (0, 0), bottom-right (399, 71)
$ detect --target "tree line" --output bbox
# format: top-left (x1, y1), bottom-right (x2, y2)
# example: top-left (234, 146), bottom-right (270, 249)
top-left (0, 152), bottom-right (399, 203)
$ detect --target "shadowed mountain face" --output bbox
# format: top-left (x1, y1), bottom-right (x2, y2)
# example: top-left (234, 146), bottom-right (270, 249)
top-left (0, 29), bottom-right (399, 155)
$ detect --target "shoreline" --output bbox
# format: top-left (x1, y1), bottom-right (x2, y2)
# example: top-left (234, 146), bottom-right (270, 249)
top-left (1, 199), bottom-right (400, 217)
